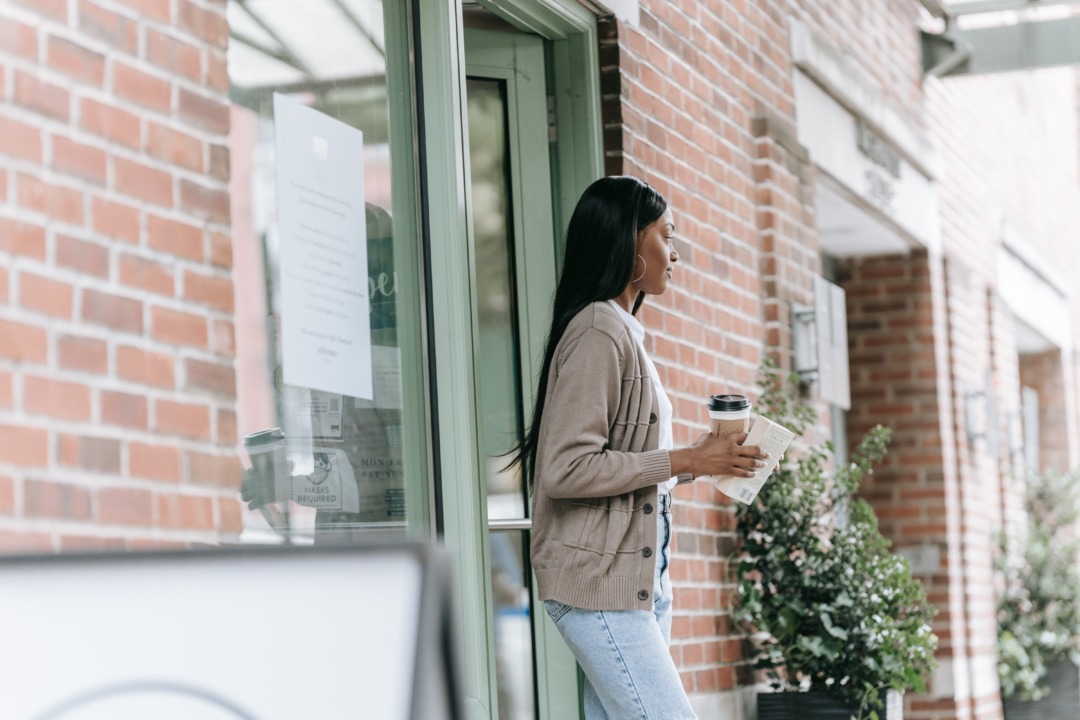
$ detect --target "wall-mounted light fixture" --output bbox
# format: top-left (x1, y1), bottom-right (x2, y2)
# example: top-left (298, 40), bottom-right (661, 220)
top-left (964, 389), bottom-right (987, 444)
top-left (791, 276), bottom-right (851, 410)
top-left (964, 371), bottom-right (998, 455)
top-left (1004, 409), bottom-right (1023, 467)
top-left (792, 301), bottom-right (819, 384)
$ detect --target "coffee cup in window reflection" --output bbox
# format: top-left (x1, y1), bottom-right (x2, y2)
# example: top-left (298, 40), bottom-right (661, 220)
top-left (243, 427), bottom-right (287, 505)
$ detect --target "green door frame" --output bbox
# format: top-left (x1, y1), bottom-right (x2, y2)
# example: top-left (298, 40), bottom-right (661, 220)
top-left (463, 28), bottom-right (557, 406)
top-left (463, 26), bottom-right (568, 720)
top-left (414, 1), bottom-right (604, 718)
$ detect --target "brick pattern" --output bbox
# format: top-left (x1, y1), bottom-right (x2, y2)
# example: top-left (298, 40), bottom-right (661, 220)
top-left (752, 114), bottom-right (817, 374)
top-left (990, 289), bottom-right (1030, 585)
top-left (840, 251), bottom-right (974, 720)
top-left (839, 249), bottom-right (1016, 720)
top-left (603, 3), bottom-right (775, 694)
top-left (925, 68), bottom-right (1080, 720)
top-left (0, 0), bottom-right (238, 551)
top-left (842, 252), bottom-right (946, 544)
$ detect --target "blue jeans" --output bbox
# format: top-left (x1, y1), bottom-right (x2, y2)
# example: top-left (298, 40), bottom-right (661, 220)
top-left (544, 492), bottom-right (697, 719)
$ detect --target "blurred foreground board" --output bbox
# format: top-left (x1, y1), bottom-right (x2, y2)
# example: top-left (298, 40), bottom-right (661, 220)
top-left (0, 543), bottom-right (461, 720)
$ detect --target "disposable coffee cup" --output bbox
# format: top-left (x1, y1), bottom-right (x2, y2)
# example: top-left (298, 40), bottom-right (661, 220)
top-left (705, 395), bottom-right (751, 488)
top-left (243, 427), bottom-right (287, 503)
top-left (708, 394), bottom-right (751, 439)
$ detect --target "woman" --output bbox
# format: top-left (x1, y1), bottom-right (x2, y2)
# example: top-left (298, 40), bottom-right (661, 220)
top-left (511, 176), bottom-right (768, 718)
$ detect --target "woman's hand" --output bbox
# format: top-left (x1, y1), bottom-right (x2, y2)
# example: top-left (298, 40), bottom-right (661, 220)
top-left (670, 433), bottom-right (767, 479)
top-left (241, 460), bottom-right (294, 510)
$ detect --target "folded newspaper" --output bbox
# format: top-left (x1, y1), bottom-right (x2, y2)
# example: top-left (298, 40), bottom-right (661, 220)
top-left (713, 415), bottom-right (795, 504)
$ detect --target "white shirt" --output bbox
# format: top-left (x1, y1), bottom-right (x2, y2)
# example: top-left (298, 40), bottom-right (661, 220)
top-left (607, 300), bottom-right (677, 493)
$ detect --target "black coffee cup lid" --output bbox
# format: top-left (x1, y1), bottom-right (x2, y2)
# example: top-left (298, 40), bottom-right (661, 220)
top-left (707, 394), bottom-right (750, 412)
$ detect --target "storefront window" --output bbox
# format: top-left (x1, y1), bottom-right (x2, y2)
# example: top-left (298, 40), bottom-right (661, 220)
top-left (227, 0), bottom-right (429, 544)
top-left (0, 0), bottom-right (427, 554)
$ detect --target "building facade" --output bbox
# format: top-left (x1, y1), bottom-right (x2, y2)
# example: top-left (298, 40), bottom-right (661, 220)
top-left (1, 0), bottom-right (1079, 719)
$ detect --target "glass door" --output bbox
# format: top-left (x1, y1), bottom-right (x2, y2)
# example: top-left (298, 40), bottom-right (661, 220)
top-left (463, 27), bottom-right (577, 720)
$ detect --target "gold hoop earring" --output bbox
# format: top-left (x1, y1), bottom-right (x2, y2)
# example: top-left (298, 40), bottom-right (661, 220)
top-left (631, 254), bottom-right (646, 283)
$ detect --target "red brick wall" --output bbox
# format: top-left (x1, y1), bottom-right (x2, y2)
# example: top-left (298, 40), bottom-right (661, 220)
top-left (948, 268), bottom-right (1003, 661)
top-left (926, 67), bottom-right (1080, 720)
top-left (841, 252), bottom-right (944, 543)
top-left (839, 250), bottom-right (1018, 720)
top-left (927, 68), bottom-right (1080, 535)
top-left (840, 250), bottom-right (988, 720)
top-left (0, 0), bottom-right (239, 551)
top-left (789, 1), bottom-right (925, 114)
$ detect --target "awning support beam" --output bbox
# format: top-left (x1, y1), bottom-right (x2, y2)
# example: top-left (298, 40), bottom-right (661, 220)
top-left (922, 14), bottom-right (1080, 76)
top-left (948, 0), bottom-right (1080, 16)
top-left (230, 29), bottom-right (308, 75)
top-left (233, 0), bottom-right (314, 77)
top-left (326, 0), bottom-right (385, 57)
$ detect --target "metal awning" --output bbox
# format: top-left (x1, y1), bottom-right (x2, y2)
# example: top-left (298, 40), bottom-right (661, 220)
top-left (226, 0), bottom-right (385, 90)
top-left (921, 0), bottom-right (1080, 76)
top-left (226, 0), bottom-right (1079, 83)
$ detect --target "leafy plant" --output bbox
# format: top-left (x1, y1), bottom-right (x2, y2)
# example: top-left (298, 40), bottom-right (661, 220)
top-left (734, 358), bottom-right (938, 720)
top-left (997, 469), bottom-right (1080, 701)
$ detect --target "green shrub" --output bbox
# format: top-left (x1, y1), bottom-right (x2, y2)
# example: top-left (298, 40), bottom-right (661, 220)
top-left (734, 358), bottom-right (938, 720)
top-left (997, 468), bottom-right (1080, 701)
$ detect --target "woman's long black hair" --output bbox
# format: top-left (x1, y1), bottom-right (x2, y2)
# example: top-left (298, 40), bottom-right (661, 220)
top-left (508, 175), bottom-right (668, 484)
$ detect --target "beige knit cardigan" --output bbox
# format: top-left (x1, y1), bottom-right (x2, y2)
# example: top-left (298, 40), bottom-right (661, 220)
top-left (530, 301), bottom-right (674, 611)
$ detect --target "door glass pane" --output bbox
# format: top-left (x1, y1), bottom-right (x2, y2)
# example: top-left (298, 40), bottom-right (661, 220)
top-left (0, 0), bottom-right (428, 556)
top-left (491, 529), bottom-right (535, 720)
top-left (228, 0), bottom-right (430, 545)
top-left (466, 77), bottom-right (536, 719)
top-left (467, 78), bottom-right (526, 521)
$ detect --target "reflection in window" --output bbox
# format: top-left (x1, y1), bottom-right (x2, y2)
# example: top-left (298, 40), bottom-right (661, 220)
top-left (467, 78), bottom-right (526, 521)
top-left (228, 0), bottom-right (426, 543)
top-left (0, 0), bottom-right (422, 555)
top-left (466, 77), bottom-right (536, 719)
top-left (490, 530), bottom-right (535, 720)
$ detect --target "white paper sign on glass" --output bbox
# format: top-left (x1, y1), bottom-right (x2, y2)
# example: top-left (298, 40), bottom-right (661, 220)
top-left (273, 93), bottom-right (373, 399)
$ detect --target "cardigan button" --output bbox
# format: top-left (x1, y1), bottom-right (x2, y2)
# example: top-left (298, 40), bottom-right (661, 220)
top-left (642, 547), bottom-right (653, 558)
top-left (637, 589), bottom-right (649, 601)
top-left (649, 413), bottom-right (657, 423)
top-left (643, 503), bottom-right (653, 514)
